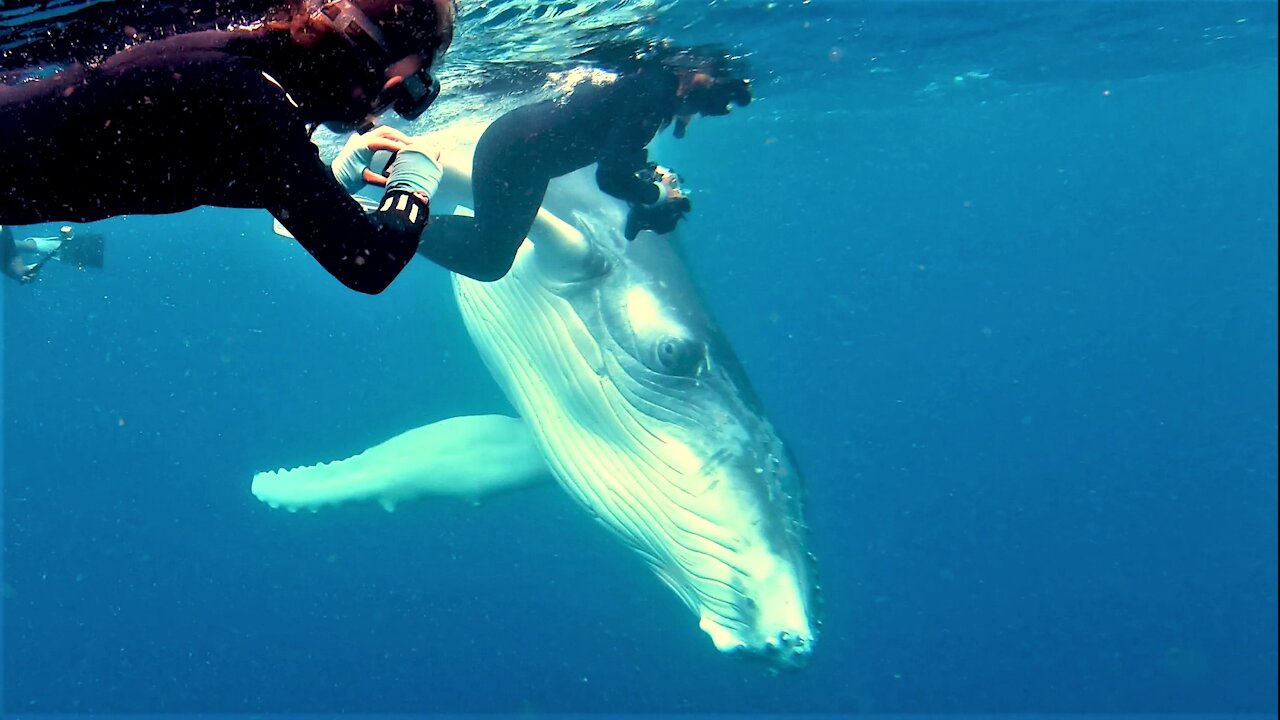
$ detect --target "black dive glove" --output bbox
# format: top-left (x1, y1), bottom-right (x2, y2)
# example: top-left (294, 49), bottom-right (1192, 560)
top-left (624, 164), bottom-right (691, 241)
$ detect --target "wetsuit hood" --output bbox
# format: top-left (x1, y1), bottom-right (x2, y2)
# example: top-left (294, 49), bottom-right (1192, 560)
top-left (307, 0), bottom-right (456, 123)
top-left (243, 27), bottom-right (386, 126)
top-left (674, 76), bottom-right (751, 138)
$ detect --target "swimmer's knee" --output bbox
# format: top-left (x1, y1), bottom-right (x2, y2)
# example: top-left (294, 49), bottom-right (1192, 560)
top-left (464, 253), bottom-right (516, 282)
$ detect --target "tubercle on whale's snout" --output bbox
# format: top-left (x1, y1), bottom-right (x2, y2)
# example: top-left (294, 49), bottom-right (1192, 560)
top-left (736, 636), bottom-right (814, 673)
top-left (698, 608), bottom-right (816, 668)
top-left (759, 630), bottom-right (815, 669)
top-left (687, 535), bottom-right (817, 665)
top-left (703, 621), bottom-right (817, 669)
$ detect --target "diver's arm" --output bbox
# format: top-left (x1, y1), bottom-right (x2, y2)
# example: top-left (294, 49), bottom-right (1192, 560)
top-left (596, 146), bottom-right (662, 205)
top-left (593, 71), bottom-right (678, 205)
top-left (16, 235), bottom-right (63, 253)
top-left (266, 138), bottom-right (429, 295)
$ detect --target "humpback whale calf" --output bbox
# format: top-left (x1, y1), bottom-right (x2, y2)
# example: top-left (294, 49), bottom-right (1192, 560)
top-left (252, 124), bottom-right (818, 665)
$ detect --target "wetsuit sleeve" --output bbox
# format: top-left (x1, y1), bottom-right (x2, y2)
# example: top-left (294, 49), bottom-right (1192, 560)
top-left (265, 139), bottom-right (426, 295)
top-left (596, 147), bottom-right (662, 205)
top-left (589, 71), bottom-right (672, 205)
top-left (1, 225), bottom-right (17, 271)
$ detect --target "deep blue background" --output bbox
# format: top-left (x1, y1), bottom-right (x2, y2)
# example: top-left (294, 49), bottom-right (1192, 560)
top-left (4, 1), bottom-right (1277, 715)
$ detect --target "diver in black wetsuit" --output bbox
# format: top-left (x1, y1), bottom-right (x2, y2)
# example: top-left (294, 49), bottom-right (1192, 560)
top-left (415, 48), bottom-right (752, 282)
top-left (0, 0), bottom-right (456, 294)
top-left (1, 223), bottom-right (104, 283)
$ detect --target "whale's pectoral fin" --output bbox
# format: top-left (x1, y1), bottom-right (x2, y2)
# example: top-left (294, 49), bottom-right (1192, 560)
top-left (251, 414), bottom-right (551, 513)
top-left (528, 203), bottom-right (607, 282)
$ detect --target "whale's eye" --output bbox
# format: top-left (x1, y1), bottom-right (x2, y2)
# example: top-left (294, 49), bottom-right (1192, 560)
top-left (647, 335), bottom-right (704, 377)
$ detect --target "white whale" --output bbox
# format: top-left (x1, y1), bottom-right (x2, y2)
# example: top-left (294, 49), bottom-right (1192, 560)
top-left (252, 124), bottom-right (818, 664)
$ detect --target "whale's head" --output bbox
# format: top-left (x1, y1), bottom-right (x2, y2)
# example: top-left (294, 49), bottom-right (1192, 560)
top-left (451, 184), bottom-right (819, 664)
top-left (584, 236), bottom-right (818, 665)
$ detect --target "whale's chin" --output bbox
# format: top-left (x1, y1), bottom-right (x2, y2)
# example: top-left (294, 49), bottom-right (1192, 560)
top-left (689, 545), bottom-right (816, 666)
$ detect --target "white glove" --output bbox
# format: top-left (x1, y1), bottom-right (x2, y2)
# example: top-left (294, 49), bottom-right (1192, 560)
top-left (30, 237), bottom-right (63, 254)
top-left (385, 140), bottom-right (444, 199)
top-left (330, 126), bottom-right (412, 193)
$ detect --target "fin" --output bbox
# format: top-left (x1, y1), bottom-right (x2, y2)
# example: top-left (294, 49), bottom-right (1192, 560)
top-left (527, 201), bottom-right (604, 282)
top-left (271, 218), bottom-right (294, 239)
top-left (56, 232), bottom-right (104, 268)
top-left (251, 414), bottom-right (552, 513)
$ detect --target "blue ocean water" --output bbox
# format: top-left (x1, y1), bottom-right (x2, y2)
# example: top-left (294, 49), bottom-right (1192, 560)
top-left (2, 0), bottom-right (1277, 715)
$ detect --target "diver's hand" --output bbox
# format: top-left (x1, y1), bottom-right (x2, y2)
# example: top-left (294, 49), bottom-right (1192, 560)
top-left (5, 258), bottom-right (38, 284)
top-left (385, 140), bottom-right (444, 199)
top-left (624, 194), bottom-right (691, 241)
top-left (647, 165), bottom-right (687, 208)
top-left (331, 126), bottom-right (412, 193)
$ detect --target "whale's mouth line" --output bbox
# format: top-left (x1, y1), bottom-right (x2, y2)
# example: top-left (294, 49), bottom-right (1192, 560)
top-left (598, 386), bottom-right (818, 658)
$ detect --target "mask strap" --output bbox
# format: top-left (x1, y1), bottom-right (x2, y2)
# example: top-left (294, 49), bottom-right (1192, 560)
top-left (316, 0), bottom-right (391, 60)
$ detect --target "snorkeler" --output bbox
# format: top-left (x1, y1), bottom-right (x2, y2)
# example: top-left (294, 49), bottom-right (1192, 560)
top-left (0, 0), bottom-right (456, 295)
top-left (1, 224), bottom-right (105, 284)
top-left (389, 43), bottom-right (753, 282)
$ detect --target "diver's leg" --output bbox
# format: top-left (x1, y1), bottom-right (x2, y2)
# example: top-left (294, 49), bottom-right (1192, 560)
top-left (417, 116), bottom-right (551, 281)
top-left (468, 159), bottom-right (548, 273)
top-left (417, 171), bottom-right (546, 281)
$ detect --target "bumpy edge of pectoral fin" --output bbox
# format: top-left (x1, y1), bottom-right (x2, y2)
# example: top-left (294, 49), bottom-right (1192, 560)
top-left (251, 414), bottom-right (551, 513)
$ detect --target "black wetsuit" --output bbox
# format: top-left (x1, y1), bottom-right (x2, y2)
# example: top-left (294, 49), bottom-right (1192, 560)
top-left (0, 29), bottom-right (427, 294)
top-left (419, 68), bottom-right (680, 281)
top-left (0, 225), bottom-right (19, 278)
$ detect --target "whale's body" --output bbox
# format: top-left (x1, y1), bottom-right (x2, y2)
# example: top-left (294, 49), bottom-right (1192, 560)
top-left (254, 125), bottom-right (818, 663)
